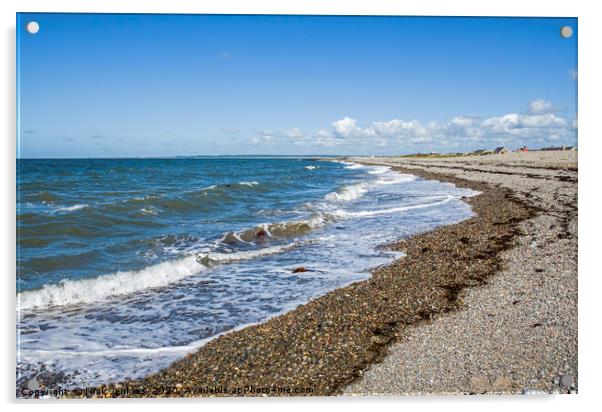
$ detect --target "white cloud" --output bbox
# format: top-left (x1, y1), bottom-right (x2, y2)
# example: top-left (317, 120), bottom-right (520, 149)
top-left (246, 99), bottom-right (576, 151)
top-left (481, 113), bottom-right (567, 131)
top-left (332, 117), bottom-right (358, 138)
top-left (451, 115), bottom-right (480, 127)
top-left (329, 117), bottom-right (428, 141)
top-left (527, 99), bottom-right (557, 115)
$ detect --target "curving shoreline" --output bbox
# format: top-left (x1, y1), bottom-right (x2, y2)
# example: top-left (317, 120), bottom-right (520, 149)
top-left (344, 153), bottom-right (577, 395)
top-left (58, 154), bottom-right (554, 398)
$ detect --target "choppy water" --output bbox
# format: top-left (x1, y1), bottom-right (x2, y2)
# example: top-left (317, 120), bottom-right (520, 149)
top-left (16, 157), bottom-right (477, 389)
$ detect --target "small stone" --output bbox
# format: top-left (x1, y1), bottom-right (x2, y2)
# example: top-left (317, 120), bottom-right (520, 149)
top-left (27, 378), bottom-right (39, 391)
top-left (560, 374), bottom-right (573, 387)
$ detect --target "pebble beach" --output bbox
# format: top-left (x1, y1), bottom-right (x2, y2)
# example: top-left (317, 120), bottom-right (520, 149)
top-left (66, 151), bottom-right (577, 397)
top-left (344, 151), bottom-right (578, 395)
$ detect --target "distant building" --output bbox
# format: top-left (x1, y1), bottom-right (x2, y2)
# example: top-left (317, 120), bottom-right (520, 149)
top-left (494, 146), bottom-right (509, 154)
top-left (518, 146), bottom-right (529, 152)
top-left (472, 149), bottom-right (493, 155)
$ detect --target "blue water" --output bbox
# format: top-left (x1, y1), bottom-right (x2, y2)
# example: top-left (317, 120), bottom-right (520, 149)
top-left (17, 158), bottom-right (476, 388)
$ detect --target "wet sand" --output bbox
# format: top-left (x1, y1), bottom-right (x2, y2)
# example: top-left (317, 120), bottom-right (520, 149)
top-left (67, 151), bottom-right (576, 397)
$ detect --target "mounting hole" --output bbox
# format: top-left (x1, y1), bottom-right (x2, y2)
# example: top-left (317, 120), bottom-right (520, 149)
top-left (560, 26), bottom-right (573, 39)
top-left (26, 21), bottom-right (40, 34)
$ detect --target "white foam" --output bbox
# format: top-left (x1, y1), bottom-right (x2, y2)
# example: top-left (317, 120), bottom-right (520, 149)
top-left (18, 255), bottom-right (204, 310)
top-left (375, 174), bottom-right (417, 185)
top-left (221, 231), bottom-right (251, 244)
top-left (305, 165), bottom-right (317, 170)
top-left (53, 204), bottom-right (89, 213)
top-left (197, 243), bottom-right (296, 265)
top-left (140, 207), bottom-right (159, 216)
top-left (325, 183), bottom-right (367, 202)
top-left (18, 241), bottom-right (305, 311)
top-left (367, 166), bottom-right (390, 175)
top-left (332, 196), bottom-right (456, 218)
top-left (344, 163), bottom-right (365, 169)
top-left (239, 181), bottom-right (259, 186)
top-left (129, 195), bottom-right (160, 202)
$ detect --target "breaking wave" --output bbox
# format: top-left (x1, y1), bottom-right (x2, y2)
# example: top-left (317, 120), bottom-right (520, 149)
top-left (196, 243), bottom-right (297, 266)
top-left (221, 218), bottom-right (323, 244)
top-left (18, 255), bottom-right (204, 310)
top-left (18, 243), bottom-right (298, 310)
top-left (325, 183), bottom-right (367, 202)
top-left (331, 196), bottom-right (455, 218)
top-left (239, 181), bottom-right (259, 186)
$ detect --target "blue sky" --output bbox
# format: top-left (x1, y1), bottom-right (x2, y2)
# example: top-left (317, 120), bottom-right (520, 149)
top-left (17, 14), bottom-right (577, 158)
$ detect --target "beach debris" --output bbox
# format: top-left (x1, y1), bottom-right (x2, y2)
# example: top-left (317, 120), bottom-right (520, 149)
top-left (292, 266), bottom-right (309, 273)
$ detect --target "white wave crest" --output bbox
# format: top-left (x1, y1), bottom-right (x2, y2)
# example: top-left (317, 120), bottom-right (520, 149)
top-left (18, 255), bottom-right (204, 310)
top-left (196, 244), bottom-right (296, 265)
top-left (375, 174), bottom-right (417, 185)
top-left (332, 196), bottom-right (456, 218)
top-left (325, 183), bottom-right (366, 202)
top-left (367, 166), bottom-right (390, 175)
top-left (17, 240), bottom-right (304, 310)
top-left (140, 207), bottom-right (159, 216)
top-left (305, 165), bottom-right (317, 170)
top-left (239, 181), bottom-right (259, 186)
top-left (53, 204), bottom-right (89, 213)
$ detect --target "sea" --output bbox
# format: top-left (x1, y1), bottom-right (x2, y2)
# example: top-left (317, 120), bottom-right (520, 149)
top-left (16, 157), bottom-right (477, 389)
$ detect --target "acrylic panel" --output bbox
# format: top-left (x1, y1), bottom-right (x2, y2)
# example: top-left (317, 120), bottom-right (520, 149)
top-left (16, 13), bottom-right (578, 398)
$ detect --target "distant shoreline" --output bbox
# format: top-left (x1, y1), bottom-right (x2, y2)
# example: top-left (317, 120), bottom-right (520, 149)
top-left (16, 147), bottom-right (577, 161)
